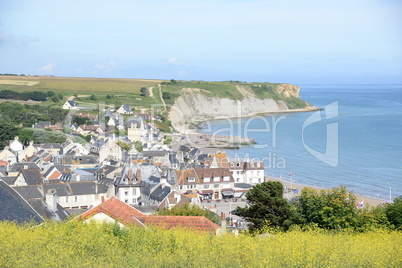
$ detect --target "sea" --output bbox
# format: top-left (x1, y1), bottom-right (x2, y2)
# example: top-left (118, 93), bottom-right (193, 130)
top-left (199, 85), bottom-right (402, 201)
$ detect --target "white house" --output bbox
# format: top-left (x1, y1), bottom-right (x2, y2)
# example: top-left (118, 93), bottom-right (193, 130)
top-left (229, 160), bottom-right (265, 184)
top-left (62, 100), bottom-right (78, 110)
top-left (116, 104), bottom-right (133, 115)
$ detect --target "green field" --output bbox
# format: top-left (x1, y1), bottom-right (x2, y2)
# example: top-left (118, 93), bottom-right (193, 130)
top-left (0, 76), bottom-right (163, 94)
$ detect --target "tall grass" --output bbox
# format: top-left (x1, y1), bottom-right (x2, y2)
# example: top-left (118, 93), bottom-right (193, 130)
top-left (0, 221), bottom-right (400, 267)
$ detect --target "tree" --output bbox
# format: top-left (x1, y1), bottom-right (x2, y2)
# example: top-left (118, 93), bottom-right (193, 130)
top-left (140, 87), bottom-right (148, 97)
top-left (58, 93), bottom-right (63, 100)
top-left (157, 203), bottom-right (220, 224)
top-left (106, 95), bottom-right (112, 99)
top-left (0, 119), bottom-right (19, 149)
top-left (296, 186), bottom-right (358, 230)
top-left (51, 96), bottom-right (59, 102)
top-left (162, 92), bottom-right (171, 99)
top-left (72, 115), bottom-right (91, 125)
top-left (236, 181), bottom-right (293, 232)
top-left (47, 91), bottom-right (55, 97)
top-left (90, 95), bottom-right (97, 101)
top-left (385, 196), bottom-right (402, 229)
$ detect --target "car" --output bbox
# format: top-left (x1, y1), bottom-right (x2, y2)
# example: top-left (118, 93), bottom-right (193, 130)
top-left (229, 209), bottom-right (238, 215)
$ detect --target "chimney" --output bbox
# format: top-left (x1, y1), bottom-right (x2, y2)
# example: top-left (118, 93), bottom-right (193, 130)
top-left (101, 196), bottom-right (105, 203)
top-left (127, 169), bottom-right (133, 183)
top-left (136, 169), bottom-right (141, 183)
top-left (45, 189), bottom-right (58, 211)
top-left (220, 212), bottom-right (227, 231)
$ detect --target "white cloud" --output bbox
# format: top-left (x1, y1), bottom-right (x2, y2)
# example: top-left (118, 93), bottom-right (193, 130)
top-left (178, 70), bottom-right (187, 77)
top-left (40, 63), bottom-right (55, 74)
top-left (0, 31), bottom-right (39, 47)
top-left (168, 57), bottom-right (182, 66)
top-left (94, 60), bottom-right (117, 72)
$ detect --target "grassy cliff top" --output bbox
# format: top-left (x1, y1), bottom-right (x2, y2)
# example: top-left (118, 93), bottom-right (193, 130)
top-left (0, 75), bottom-right (307, 110)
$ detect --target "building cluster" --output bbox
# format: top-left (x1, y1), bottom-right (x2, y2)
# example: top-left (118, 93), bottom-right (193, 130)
top-left (0, 102), bottom-right (265, 232)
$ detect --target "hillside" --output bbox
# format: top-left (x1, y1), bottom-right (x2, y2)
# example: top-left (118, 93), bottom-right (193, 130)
top-left (0, 76), bottom-right (316, 132)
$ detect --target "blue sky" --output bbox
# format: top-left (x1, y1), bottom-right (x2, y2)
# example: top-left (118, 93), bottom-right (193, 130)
top-left (1, 0), bottom-right (401, 84)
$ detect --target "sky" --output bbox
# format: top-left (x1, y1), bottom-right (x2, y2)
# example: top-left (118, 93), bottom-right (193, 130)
top-left (1, 0), bottom-right (401, 84)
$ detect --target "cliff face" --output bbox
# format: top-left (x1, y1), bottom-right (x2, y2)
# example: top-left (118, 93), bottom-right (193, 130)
top-left (168, 84), bottom-right (310, 132)
top-left (276, 84), bottom-right (300, 98)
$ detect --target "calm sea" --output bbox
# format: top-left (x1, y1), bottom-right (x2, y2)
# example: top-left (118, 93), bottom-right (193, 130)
top-left (200, 85), bottom-right (402, 200)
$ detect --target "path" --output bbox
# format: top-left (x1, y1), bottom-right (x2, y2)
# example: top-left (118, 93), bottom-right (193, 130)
top-left (235, 85), bottom-right (253, 98)
top-left (148, 86), bottom-right (154, 98)
top-left (158, 84), bottom-right (167, 112)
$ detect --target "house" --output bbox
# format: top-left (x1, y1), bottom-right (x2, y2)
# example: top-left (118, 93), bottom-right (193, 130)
top-left (33, 122), bottom-right (52, 129)
top-left (0, 147), bottom-right (17, 165)
top-left (0, 179), bottom-right (44, 224)
top-left (12, 186), bottom-right (69, 221)
top-left (90, 136), bottom-right (122, 163)
top-left (78, 196), bottom-right (220, 234)
top-left (78, 196), bottom-right (145, 228)
top-left (174, 168), bottom-right (236, 200)
top-left (113, 163), bottom-right (161, 206)
top-left (229, 160), bottom-right (264, 184)
top-left (63, 100), bottom-right (78, 110)
top-left (57, 155), bottom-right (98, 168)
top-left (117, 104), bottom-right (133, 115)
top-left (8, 162), bottom-right (41, 177)
top-left (60, 169), bottom-right (95, 182)
top-left (209, 151), bottom-right (230, 169)
top-left (38, 181), bottom-right (108, 210)
top-left (14, 168), bottom-right (43, 186)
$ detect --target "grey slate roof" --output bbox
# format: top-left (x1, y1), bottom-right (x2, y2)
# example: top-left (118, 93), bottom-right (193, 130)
top-left (8, 163), bottom-right (40, 174)
top-left (1, 176), bottom-right (17, 185)
top-left (13, 185), bottom-right (43, 200)
top-left (150, 185), bottom-right (171, 202)
top-left (33, 122), bottom-right (52, 129)
top-left (67, 100), bottom-right (77, 107)
top-left (19, 169), bottom-right (43, 185)
top-left (0, 180), bottom-right (43, 224)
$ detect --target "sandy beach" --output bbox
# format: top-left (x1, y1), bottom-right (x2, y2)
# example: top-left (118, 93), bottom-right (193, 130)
top-left (266, 176), bottom-right (387, 208)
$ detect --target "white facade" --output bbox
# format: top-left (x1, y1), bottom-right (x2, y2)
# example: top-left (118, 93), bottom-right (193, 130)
top-left (116, 185), bottom-right (142, 206)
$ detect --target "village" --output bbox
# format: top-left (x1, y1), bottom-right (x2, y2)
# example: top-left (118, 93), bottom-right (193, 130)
top-left (0, 99), bottom-right (266, 234)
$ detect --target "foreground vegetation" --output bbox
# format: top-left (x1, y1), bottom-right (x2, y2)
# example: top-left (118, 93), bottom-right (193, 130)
top-left (0, 221), bottom-right (400, 267)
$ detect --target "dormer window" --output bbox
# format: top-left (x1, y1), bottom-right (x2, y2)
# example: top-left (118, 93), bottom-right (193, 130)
top-left (236, 162), bottom-right (240, 167)
top-left (188, 177), bottom-right (195, 182)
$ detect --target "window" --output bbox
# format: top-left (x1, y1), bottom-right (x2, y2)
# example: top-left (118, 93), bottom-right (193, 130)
top-left (237, 171), bottom-right (240, 175)
top-left (132, 198), bottom-right (136, 204)
top-left (65, 196), bottom-right (69, 203)
top-left (125, 199), bottom-right (128, 204)
top-left (257, 162), bottom-right (261, 167)
top-left (203, 177), bottom-right (210, 183)
top-left (125, 190), bottom-right (129, 196)
top-left (257, 171), bottom-right (260, 176)
top-left (223, 176), bottom-right (230, 181)
top-left (188, 177), bottom-right (195, 182)
top-left (236, 162), bottom-right (240, 167)
top-left (132, 188), bottom-right (136, 195)
top-left (74, 196), bottom-right (78, 202)
top-left (203, 184), bottom-right (210, 189)
top-left (251, 162), bottom-right (254, 168)
top-left (213, 176), bottom-right (220, 182)
top-left (214, 184), bottom-right (219, 189)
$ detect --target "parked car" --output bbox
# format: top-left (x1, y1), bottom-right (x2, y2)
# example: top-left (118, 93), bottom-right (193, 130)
top-left (230, 209), bottom-right (238, 215)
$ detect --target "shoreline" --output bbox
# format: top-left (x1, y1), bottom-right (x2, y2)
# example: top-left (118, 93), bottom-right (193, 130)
top-left (174, 105), bottom-right (322, 135)
top-left (265, 176), bottom-right (387, 208)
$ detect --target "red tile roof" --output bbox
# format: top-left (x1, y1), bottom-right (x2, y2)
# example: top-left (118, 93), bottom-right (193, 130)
top-left (79, 196), bottom-right (145, 227)
top-left (78, 197), bottom-right (220, 234)
top-left (137, 215), bottom-right (219, 233)
top-left (48, 170), bottom-right (61, 180)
